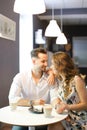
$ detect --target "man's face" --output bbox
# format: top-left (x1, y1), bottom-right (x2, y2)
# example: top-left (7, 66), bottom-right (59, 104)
top-left (33, 53), bottom-right (48, 72)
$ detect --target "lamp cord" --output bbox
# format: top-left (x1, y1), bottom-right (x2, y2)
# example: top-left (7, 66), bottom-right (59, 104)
top-left (52, 3), bottom-right (54, 20)
top-left (61, 7), bottom-right (63, 32)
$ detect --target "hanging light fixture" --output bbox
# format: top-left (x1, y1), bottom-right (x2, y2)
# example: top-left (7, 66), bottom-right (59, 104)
top-left (56, 1), bottom-right (67, 45)
top-left (45, 4), bottom-right (61, 37)
top-left (56, 33), bottom-right (67, 44)
top-left (13, 0), bottom-right (46, 15)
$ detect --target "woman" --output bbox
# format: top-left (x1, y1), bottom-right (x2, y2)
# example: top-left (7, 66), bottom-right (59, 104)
top-left (48, 52), bottom-right (87, 130)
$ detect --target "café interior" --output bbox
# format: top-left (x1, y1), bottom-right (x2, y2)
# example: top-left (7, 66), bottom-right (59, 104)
top-left (0, 0), bottom-right (87, 129)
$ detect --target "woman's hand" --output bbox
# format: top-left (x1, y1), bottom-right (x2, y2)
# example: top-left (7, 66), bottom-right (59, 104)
top-left (56, 102), bottom-right (68, 114)
top-left (46, 68), bottom-right (55, 85)
top-left (47, 73), bottom-right (55, 85)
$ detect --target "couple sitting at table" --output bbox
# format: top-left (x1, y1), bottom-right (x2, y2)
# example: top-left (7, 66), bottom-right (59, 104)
top-left (8, 47), bottom-right (87, 130)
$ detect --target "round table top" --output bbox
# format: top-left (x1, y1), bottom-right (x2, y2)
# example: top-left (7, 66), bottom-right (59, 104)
top-left (0, 106), bottom-right (68, 126)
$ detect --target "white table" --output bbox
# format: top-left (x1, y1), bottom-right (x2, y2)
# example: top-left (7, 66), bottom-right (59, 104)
top-left (0, 106), bottom-right (68, 129)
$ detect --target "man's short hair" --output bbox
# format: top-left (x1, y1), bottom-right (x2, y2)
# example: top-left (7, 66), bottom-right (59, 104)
top-left (30, 47), bottom-right (47, 58)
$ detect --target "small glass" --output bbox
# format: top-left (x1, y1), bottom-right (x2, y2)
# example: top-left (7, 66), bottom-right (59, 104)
top-left (9, 99), bottom-right (17, 111)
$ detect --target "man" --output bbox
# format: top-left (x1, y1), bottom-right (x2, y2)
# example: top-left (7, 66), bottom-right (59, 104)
top-left (8, 47), bottom-right (58, 130)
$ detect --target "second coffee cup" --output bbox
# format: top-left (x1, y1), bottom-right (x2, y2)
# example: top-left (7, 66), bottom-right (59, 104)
top-left (43, 104), bottom-right (52, 117)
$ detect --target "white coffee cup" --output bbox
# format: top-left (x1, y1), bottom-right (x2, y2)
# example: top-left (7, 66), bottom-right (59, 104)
top-left (9, 99), bottom-right (17, 111)
top-left (43, 104), bottom-right (52, 117)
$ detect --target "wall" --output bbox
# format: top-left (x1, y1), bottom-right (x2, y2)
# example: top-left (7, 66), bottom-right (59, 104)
top-left (0, 0), bottom-right (19, 107)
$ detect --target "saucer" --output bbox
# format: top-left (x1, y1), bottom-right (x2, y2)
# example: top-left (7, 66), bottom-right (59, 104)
top-left (29, 105), bottom-right (43, 114)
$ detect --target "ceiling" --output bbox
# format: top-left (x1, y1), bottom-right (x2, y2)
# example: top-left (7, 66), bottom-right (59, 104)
top-left (38, 0), bottom-right (87, 25)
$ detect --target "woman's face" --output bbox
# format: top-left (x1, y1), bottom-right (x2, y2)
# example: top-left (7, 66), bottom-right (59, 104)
top-left (51, 61), bottom-right (65, 81)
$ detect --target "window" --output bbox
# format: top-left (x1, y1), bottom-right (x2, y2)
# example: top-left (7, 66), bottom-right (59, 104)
top-left (73, 37), bottom-right (87, 67)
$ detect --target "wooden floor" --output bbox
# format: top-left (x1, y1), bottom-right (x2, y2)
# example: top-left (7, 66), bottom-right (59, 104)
top-left (0, 123), bottom-right (12, 130)
top-left (0, 123), bottom-right (47, 130)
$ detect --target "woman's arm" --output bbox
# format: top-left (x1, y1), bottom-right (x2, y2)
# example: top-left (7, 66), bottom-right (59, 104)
top-left (55, 76), bottom-right (87, 114)
top-left (67, 75), bottom-right (87, 111)
top-left (46, 67), bottom-right (55, 85)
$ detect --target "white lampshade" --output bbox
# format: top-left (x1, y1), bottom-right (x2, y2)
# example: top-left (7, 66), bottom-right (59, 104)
top-left (45, 20), bottom-right (61, 37)
top-left (14, 0), bottom-right (46, 15)
top-left (56, 33), bottom-right (67, 45)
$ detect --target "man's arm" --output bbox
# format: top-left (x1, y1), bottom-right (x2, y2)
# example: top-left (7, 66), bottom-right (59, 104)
top-left (17, 99), bottom-right (45, 106)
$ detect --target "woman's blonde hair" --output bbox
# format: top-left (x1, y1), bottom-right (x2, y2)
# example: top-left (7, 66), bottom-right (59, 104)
top-left (52, 51), bottom-right (79, 79)
top-left (52, 52), bottom-right (79, 98)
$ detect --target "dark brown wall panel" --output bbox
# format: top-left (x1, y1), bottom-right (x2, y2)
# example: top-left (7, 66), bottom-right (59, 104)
top-left (0, 0), bottom-right (19, 107)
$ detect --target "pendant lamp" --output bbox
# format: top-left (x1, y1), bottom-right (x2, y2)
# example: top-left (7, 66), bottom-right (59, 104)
top-left (56, 2), bottom-right (67, 45)
top-left (45, 4), bottom-right (61, 37)
top-left (13, 0), bottom-right (46, 15)
top-left (56, 33), bottom-right (67, 44)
